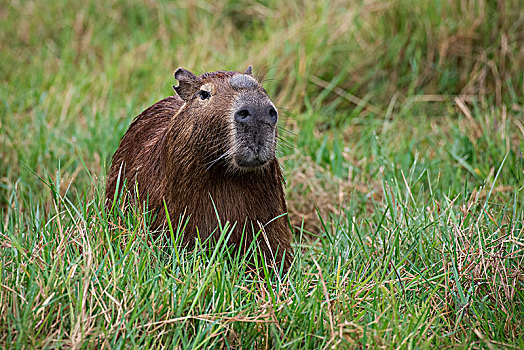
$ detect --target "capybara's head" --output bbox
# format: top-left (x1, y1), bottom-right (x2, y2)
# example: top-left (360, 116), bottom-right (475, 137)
top-left (173, 66), bottom-right (278, 172)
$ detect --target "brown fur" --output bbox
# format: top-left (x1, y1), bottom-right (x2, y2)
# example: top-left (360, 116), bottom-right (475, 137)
top-left (105, 69), bottom-right (293, 271)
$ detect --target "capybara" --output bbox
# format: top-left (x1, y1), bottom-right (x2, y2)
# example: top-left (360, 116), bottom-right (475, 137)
top-left (106, 67), bottom-right (293, 271)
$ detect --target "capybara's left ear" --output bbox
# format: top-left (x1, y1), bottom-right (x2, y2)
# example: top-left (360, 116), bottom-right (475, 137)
top-left (173, 68), bottom-right (200, 101)
top-left (244, 65), bottom-right (253, 76)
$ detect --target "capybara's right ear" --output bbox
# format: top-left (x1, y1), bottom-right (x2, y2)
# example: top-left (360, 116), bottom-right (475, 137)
top-left (173, 68), bottom-right (199, 101)
top-left (244, 65), bottom-right (253, 75)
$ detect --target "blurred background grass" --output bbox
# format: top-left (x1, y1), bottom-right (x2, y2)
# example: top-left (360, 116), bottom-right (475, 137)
top-left (1, 0), bottom-right (522, 210)
top-left (1, 0), bottom-right (523, 347)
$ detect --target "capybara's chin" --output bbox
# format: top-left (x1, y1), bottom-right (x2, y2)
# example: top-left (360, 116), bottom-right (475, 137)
top-left (233, 153), bottom-right (269, 170)
top-left (232, 143), bottom-right (275, 171)
top-left (105, 66), bottom-right (293, 272)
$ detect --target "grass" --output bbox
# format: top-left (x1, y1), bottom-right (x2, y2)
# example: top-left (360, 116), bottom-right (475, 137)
top-left (1, 0), bottom-right (523, 347)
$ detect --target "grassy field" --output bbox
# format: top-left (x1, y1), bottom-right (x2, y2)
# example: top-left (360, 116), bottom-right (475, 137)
top-left (1, 0), bottom-right (523, 348)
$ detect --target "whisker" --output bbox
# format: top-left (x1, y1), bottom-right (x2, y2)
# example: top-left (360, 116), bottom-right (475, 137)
top-left (278, 127), bottom-right (297, 137)
top-left (204, 143), bottom-right (240, 171)
top-left (255, 64), bottom-right (272, 82)
top-left (276, 139), bottom-right (295, 151)
top-left (262, 77), bottom-right (282, 84)
top-left (276, 140), bottom-right (296, 153)
top-left (206, 150), bottom-right (232, 169)
top-left (276, 133), bottom-right (294, 144)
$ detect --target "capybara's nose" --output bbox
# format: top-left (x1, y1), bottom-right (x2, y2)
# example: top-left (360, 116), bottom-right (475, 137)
top-left (234, 107), bottom-right (253, 124)
top-left (234, 104), bottom-right (278, 126)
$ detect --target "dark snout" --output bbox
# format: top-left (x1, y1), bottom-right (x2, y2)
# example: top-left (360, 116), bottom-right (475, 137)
top-left (234, 104), bottom-right (278, 126)
top-left (232, 99), bottom-right (278, 170)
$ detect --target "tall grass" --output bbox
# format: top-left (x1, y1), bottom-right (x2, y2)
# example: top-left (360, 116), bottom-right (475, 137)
top-left (1, 0), bottom-right (523, 347)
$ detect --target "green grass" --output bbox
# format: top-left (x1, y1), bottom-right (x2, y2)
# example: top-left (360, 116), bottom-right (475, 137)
top-left (1, 0), bottom-right (523, 348)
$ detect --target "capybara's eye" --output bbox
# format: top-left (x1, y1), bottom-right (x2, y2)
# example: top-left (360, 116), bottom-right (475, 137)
top-left (199, 90), bottom-right (211, 100)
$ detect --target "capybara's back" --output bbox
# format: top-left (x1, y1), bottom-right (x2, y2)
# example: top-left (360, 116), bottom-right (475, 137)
top-left (105, 96), bottom-right (183, 208)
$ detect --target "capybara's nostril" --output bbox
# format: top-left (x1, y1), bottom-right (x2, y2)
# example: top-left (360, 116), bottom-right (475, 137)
top-left (235, 108), bottom-right (251, 124)
top-left (268, 107), bottom-right (278, 124)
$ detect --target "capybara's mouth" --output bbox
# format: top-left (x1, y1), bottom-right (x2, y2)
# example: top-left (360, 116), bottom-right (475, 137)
top-left (235, 157), bottom-right (267, 169)
top-left (233, 146), bottom-right (273, 170)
